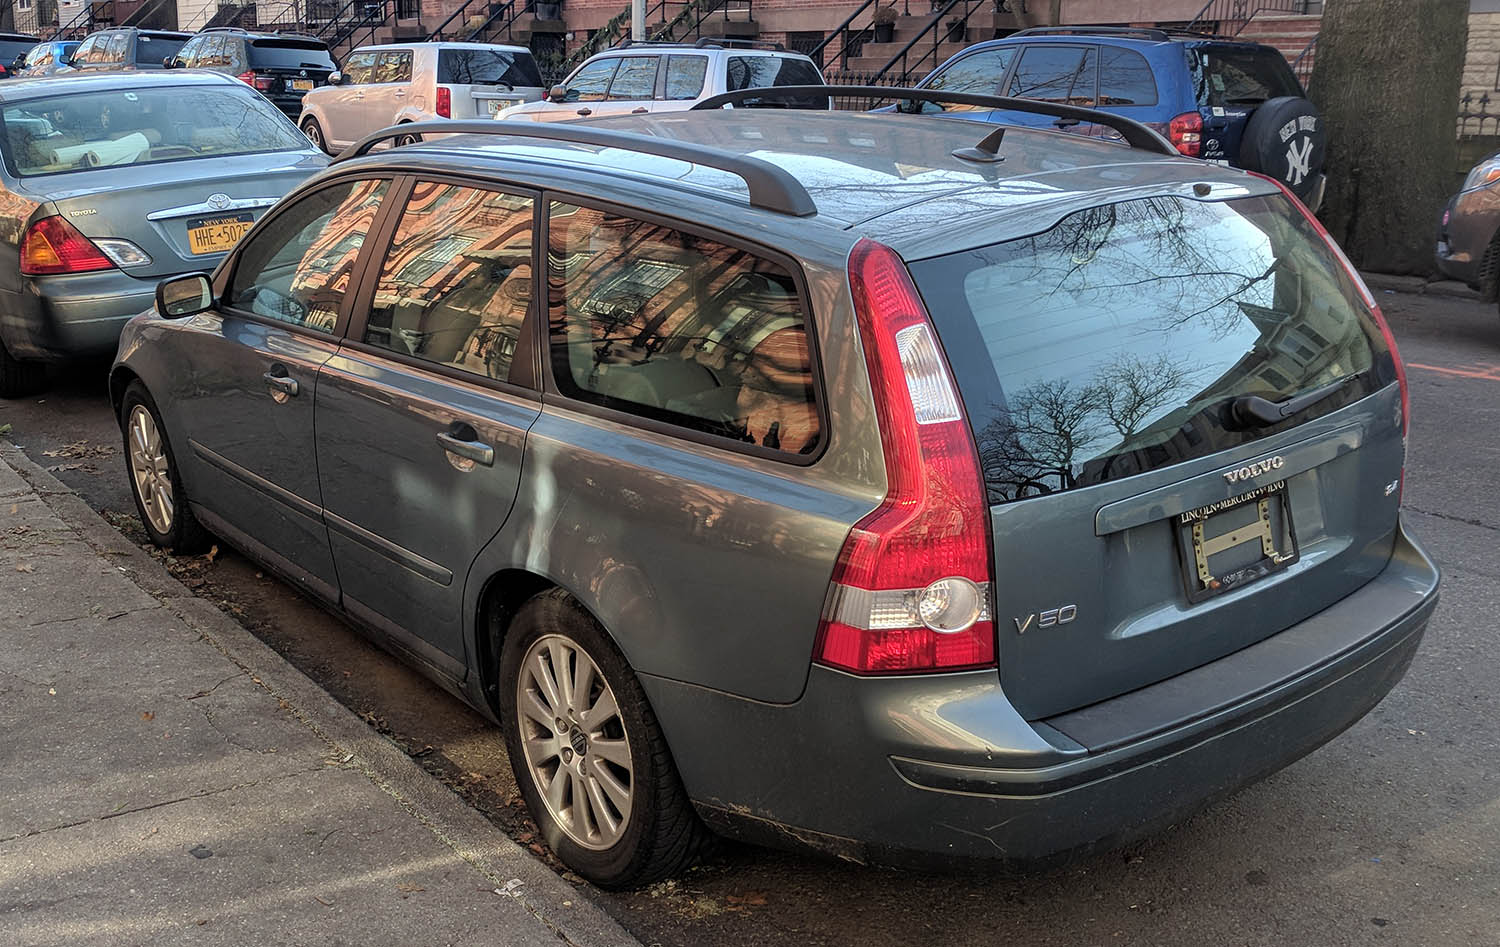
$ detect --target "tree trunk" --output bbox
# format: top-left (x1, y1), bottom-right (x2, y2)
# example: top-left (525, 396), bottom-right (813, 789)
top-left (1311, 0), bottom-right (1467, 275)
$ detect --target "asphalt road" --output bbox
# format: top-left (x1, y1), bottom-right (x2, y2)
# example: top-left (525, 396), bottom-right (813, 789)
top-left (3, 289), bottom-right (1497, 947)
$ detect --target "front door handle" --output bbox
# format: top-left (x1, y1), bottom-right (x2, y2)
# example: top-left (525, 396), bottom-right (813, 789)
top-left (1053, 118), bottom-right (1081, 129)
top-left (436, 431), bottom-right (494, 468)
top-left (575, 107), bottom-right (592, 116)
top-left (631, 106), bottom-right (648, 114)
top-left (262, 369), bottom-right (299, 400)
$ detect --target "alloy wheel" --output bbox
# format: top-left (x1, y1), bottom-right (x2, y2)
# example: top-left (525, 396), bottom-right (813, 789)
top-left (127, 405), bottom-right (174, 535)
top-left (516, 634), bottom-right (634, 851)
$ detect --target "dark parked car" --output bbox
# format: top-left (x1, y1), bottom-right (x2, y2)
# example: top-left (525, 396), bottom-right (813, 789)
top-left (0, 71), bottom-right (327, 396)
top-left (169, 27), bottom-right (336, 119)
top-left (904, 26), bottom-right (1327, 207)
top-left (110, 92), bottom-right (1436, 888)
top-left (0, 33), bottom-right (40, 80)
top-left (1436, 151), bottom-right (1500, 307)
top-left (15, 40), bottom-right (82, 78)
top-left (67, 28), bottom-right (191, 73)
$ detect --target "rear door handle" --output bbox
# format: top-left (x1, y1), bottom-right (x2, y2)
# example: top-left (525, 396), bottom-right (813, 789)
top-left (262, 370), bottom-right (299, 398)
top-left (394, 90), bottom-right (406, 97)
top-left (631, 106), bottom-right (648, 114)
top-left (1053, 118), bottom-right (1081, 129)
top-left (575, 107), bottom-right (592, 116)
top-left (436, 431), bottom-right (494, 467)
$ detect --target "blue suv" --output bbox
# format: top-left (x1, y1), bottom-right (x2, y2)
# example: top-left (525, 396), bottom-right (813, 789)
top-left (904, 26), bottom-right (1326, 207)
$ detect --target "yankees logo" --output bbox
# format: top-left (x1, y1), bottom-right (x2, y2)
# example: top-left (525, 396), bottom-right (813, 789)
top-left (1286, 137), bottom-right (1313, 187)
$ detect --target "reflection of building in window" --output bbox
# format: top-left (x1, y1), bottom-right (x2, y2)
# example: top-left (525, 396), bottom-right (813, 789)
top-left (364, 183), bottom-right (534, 382)
top-left (547, 202), bottom-right (820, 454)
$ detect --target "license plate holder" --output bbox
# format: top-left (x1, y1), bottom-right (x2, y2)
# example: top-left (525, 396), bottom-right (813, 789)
top-left (1174, 480), bottom-right (1299, 604)
top-left (292, 78), bottom-right (314, 91)
top-left (185, 212), bottom-right (255, 255)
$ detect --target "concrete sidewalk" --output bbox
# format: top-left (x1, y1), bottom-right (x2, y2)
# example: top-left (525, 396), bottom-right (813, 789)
top-left (0, 444), bottom-right (640, 947)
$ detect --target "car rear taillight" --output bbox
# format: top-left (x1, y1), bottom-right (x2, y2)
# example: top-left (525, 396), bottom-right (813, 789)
top-left (813, 239), bottom-right (995, 675)
top-left (1168, 111), bottom-right (1202, 158)
top-left (20, 216), bottom-right (115, 276)
top-left (436, 86), bottom-right (451, 118)
top-left (238, 70), bottom-right (274, 91)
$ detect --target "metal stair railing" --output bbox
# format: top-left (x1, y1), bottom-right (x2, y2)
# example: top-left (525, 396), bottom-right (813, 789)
top-left (46, 2), bottom-right (99, 41)
top-left (1290, 33), bottom-right (1316, 88)
top-left (872, 0), bottom-right (984, 84)
top-left (808, 0), bottom-right (877, 69)
top-left (1185, 0), bottom-right (1309, 36)
top-left (425, 0), bottom-right (518, 42)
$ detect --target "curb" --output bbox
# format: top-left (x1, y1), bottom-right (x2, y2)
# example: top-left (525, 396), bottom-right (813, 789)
top-left (1359, 272), bottom-right (1481, 301)
top-left (0, 441), bottom-right (641, 947)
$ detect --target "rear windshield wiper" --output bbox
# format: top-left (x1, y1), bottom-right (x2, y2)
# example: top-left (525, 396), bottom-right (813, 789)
top-left (1230, 376), bottom-right (1356, 428)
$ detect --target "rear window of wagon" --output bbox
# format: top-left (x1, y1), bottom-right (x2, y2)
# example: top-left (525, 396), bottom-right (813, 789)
top-left (908, 194), bottom-right (1398, 504)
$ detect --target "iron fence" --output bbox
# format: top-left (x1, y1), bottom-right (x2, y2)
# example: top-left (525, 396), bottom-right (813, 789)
top-left (822, 70), bottom-right (913, 110)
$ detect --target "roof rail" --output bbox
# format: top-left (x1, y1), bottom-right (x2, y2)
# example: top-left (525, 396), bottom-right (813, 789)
top-left (696, 36), bottom-right (786, 50)
top-left (690, 86), bottom-right (1178, 157)
top-left (1011, 25), bottom-right (1173, 41)
top-left (333, 120), bottom-right (818, 217)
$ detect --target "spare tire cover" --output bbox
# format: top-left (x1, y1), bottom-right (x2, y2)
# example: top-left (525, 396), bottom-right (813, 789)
top-left (1237, 96), bottom-right (1326, 201)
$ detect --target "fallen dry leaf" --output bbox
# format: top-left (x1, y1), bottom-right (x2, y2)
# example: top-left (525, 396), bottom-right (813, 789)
top-left (8, 504), bottom-right (16, 515)
top-left (15, 562), bottom-right (34, 573)
top-left (141, 711), bottom-right (155, 722)
top-left (204, 544), bottom-right (219, 563)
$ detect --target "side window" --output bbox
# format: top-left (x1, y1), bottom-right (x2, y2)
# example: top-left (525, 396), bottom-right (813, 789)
top-left (548, 203), bottom-right (821, 455)
top-left (177, 35), bottom-right (204, 65)
top-left (343, 50), bottom-right (378, 84)
top-left (224, 38), bottom-right (248, 73)
top-left (228, 179), bottom-right (390, 333)
top-left (922, 46), bottom-right (1017, 111)
top-left (1070, 46), bottom-right (1098, 106)
top-left (565, 57), bottom-right (617, 102)
top-left (202, 35), bottom-right (228, 67)
top-left (374, 50), bottom-right (412, 83)
top-left (73, 37), bottom-right (95, 63)
top-left (1006, 44), bottom-right (1091, 102)
top-left (106, 32), bottom-right (128, 63)
top-left (663, 55), bottom-right (707, 100)
top-left (363, 182), bottom-right (533, 382)
top-left (1099, 46), bottom-right (1159, 106)
top-left (607, 56), bottom-right (659, 100)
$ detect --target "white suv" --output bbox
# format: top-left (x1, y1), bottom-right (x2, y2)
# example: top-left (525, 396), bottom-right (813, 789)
top-left (495, 40), bottom-right (827, 122)
top-left (298, 41), bottom-right (546, 153)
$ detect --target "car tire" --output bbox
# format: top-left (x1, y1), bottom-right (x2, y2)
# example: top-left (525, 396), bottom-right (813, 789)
top-left (499, 589), bottom-right (709, 889)
top-left (0, 337), bottom-right (45, 399)
top-left (301, 117), bottom-right (327, 154)
top-left (119, 380), bottom-right (210, 554)
top-left (394, 125), bottom-right (421, 147)
top-left (1237, 96), bottom-right (1327, 205)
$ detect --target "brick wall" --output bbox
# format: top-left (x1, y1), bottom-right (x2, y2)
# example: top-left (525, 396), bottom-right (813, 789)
top-left (1462, 11), bottom-right (1500, 103)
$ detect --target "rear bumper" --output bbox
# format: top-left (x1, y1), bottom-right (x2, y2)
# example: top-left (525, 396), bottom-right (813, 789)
top-left (0, 270), bottom-right (158, 362)
top-left (645, 519), bottom-right (1439, 867)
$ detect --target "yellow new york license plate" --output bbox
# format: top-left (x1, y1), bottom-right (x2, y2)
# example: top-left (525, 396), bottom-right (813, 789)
top-left (186, 212), bottom-right (255, 255)
top-left (292, 79), bottom-right (314, 91)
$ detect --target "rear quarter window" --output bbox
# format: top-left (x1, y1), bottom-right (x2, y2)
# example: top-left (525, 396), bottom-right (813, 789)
top-left (725, 55), bottom-right (827, 107)
top-left (908, 194), bottom-right (1396, 503)
top-left (547, 202), bottom-right (822, 457)
top-left (1098, 46), bottom-right (1157, 106)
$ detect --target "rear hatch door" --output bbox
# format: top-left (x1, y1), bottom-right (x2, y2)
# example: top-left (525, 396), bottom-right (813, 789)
top-left (436, 46), bottom-right (545, 118)
top-left (1185, 42), bottom-right (1305, 167)
top-left (907, 190), bottom-right (1406, 719)
top-left (248, 39), bottom-right (338, 111)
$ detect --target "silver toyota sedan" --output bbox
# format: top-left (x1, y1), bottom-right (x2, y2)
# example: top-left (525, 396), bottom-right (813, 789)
top-left (0, 70), bottom-right (327, 396)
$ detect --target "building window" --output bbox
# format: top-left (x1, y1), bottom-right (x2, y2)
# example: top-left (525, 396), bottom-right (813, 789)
top-left (787, 31), bottom-right (824, 68)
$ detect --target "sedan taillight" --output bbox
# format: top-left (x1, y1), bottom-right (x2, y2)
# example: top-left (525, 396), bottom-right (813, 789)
top-left (21, 216), bottom-right (115, 276)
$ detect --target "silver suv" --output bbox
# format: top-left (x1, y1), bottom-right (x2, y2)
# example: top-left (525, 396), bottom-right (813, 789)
top-left (495, 38), bottom-right (826, 121)
top-left (298, 41), bottom-right (546, 153)
top-left (112, 89), bottom-right (1438, 889)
